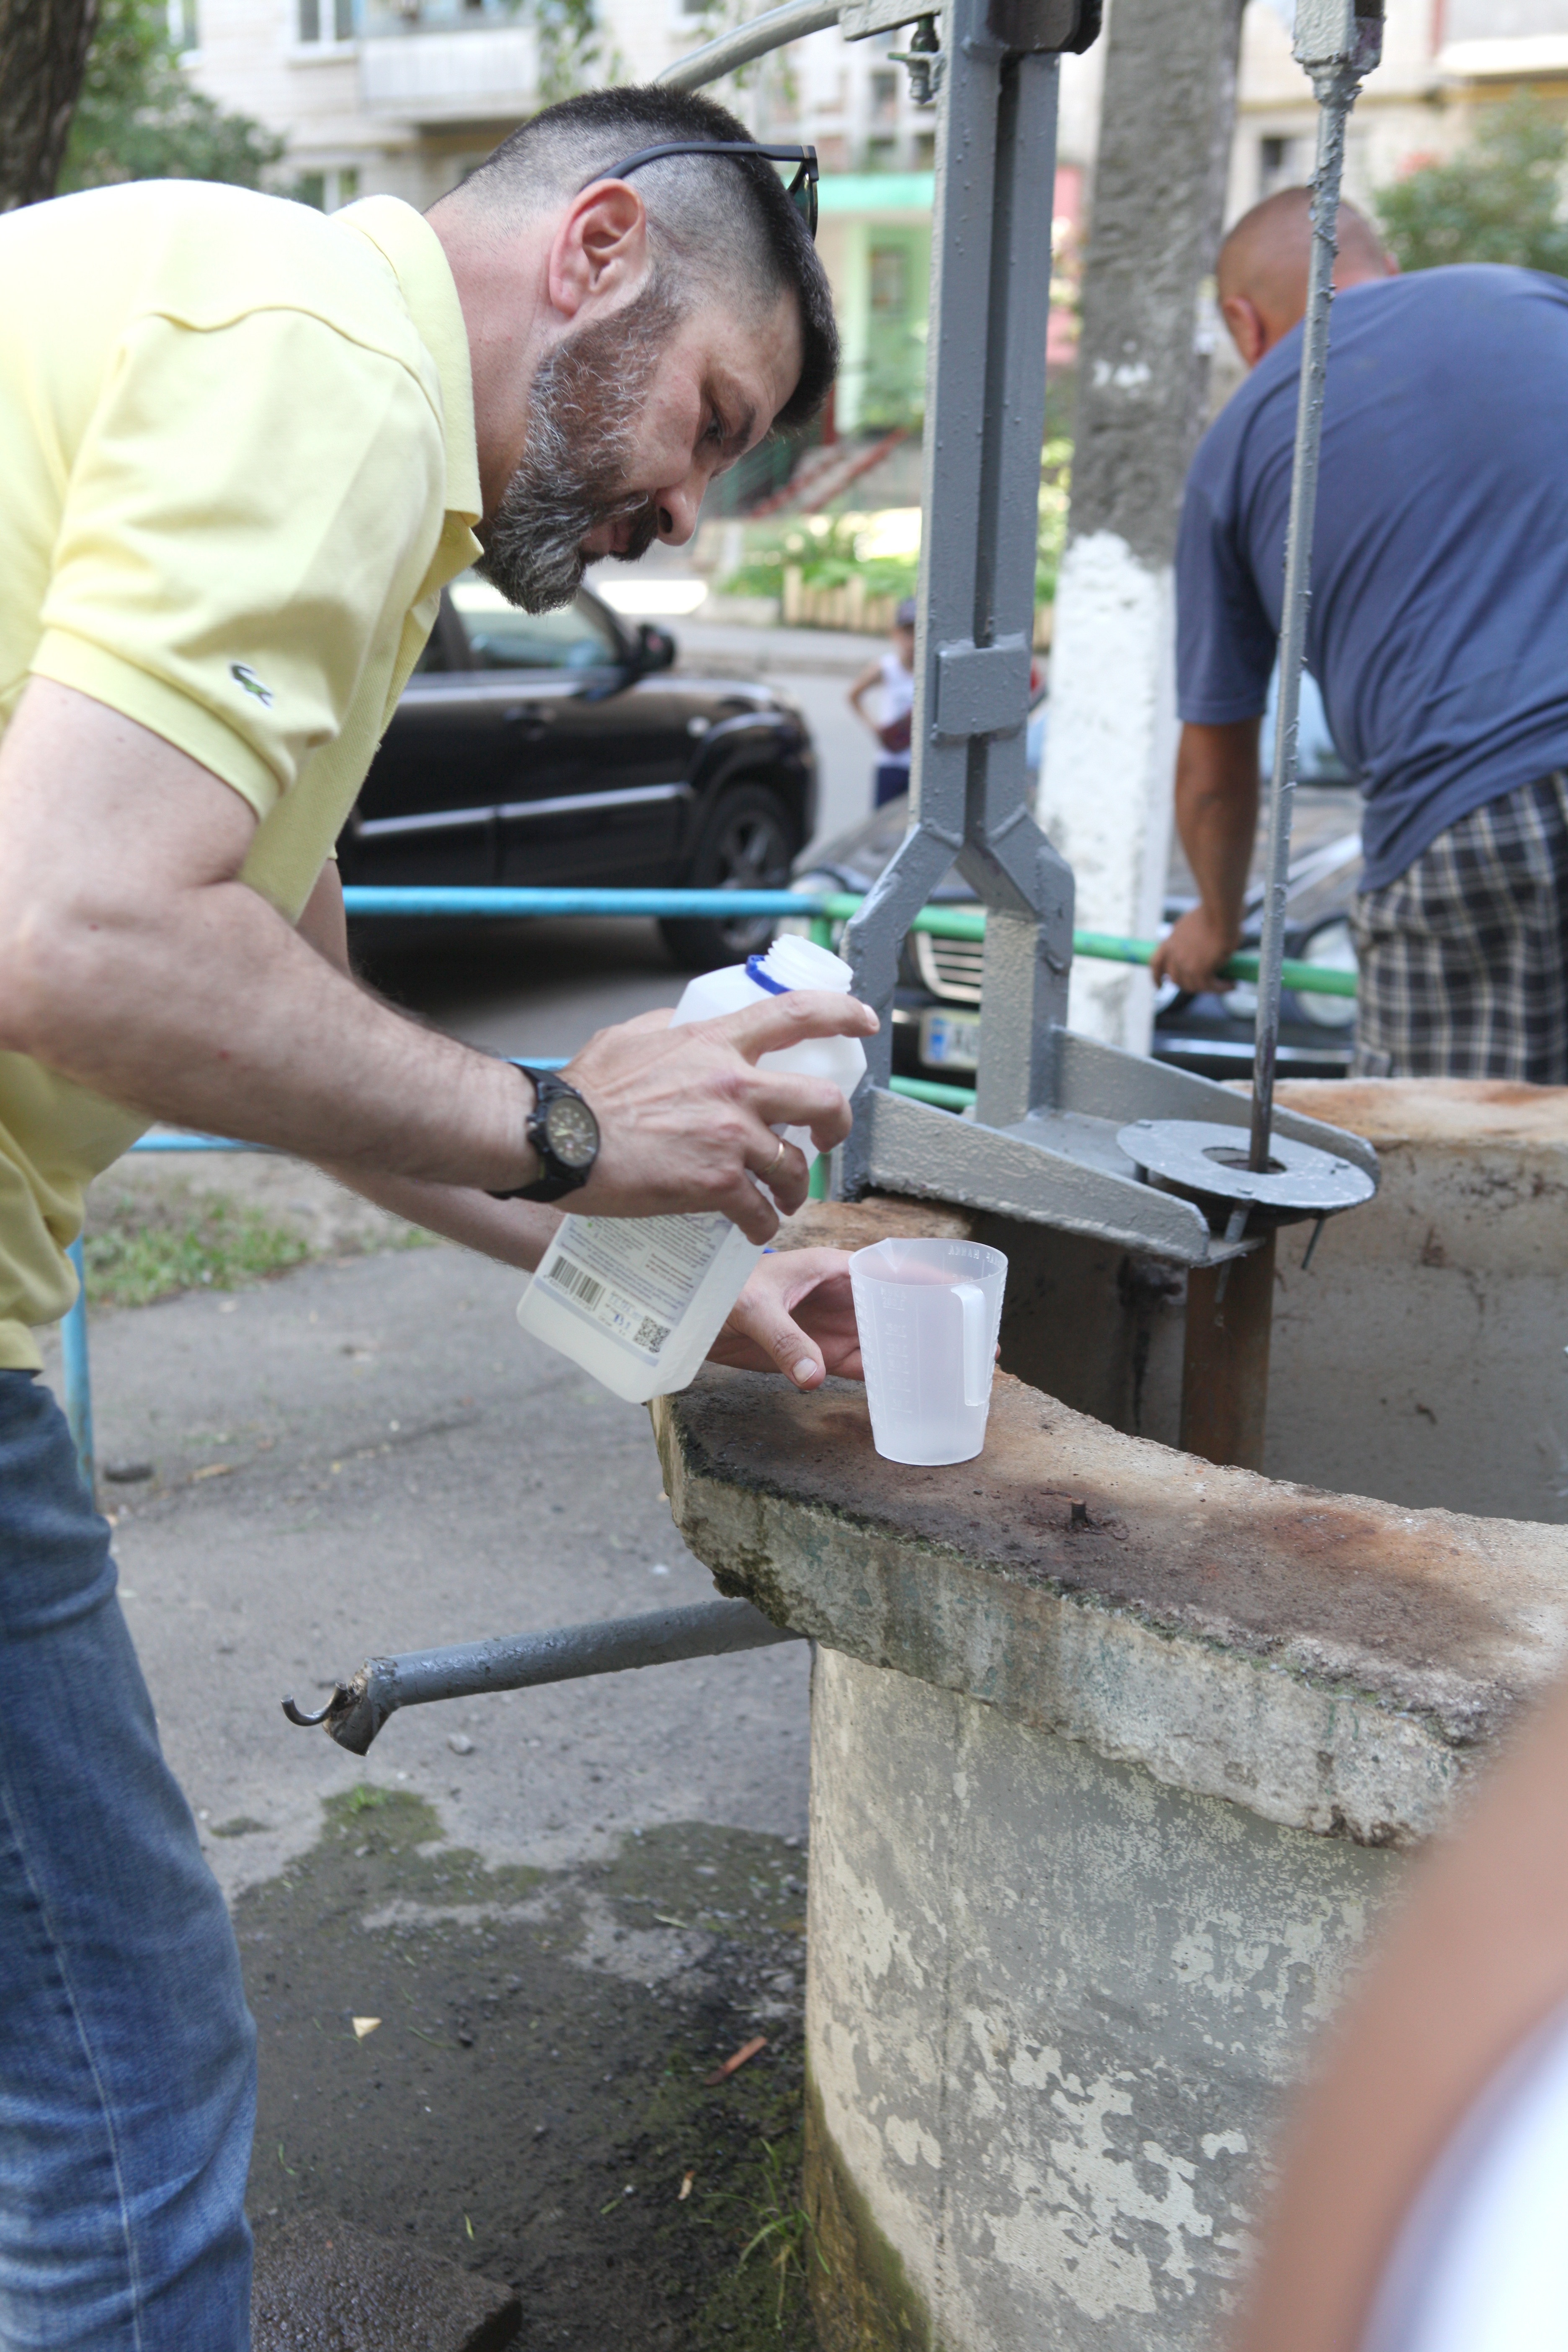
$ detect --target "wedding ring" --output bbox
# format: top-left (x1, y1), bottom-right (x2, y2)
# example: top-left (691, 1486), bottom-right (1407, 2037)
top-left (766, 1137), bottom-right (788, 1179)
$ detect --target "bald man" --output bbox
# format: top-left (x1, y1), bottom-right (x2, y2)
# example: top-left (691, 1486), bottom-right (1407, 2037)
top-left (1152, 188), bottom-right (1568, 1083)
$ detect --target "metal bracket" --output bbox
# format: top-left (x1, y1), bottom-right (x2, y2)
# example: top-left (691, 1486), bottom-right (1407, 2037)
top-left (935, 637), bottom-right (1032, 737)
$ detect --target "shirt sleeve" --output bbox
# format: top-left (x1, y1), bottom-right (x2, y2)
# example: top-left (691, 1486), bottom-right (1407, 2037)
top-left (30, 305), bottom-right (447, 820)
top-left (1175, 467), bottom-right (1277, 727)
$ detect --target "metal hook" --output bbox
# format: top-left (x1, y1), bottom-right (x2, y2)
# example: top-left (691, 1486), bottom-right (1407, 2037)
top-left (282, 1691), bottom-right (337, 1727)
top-left (889, 13), bottom-right (942, 104)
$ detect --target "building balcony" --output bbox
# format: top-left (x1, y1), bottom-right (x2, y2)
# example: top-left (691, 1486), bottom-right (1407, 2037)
top-left (359, 4), bottom-right (536, 121)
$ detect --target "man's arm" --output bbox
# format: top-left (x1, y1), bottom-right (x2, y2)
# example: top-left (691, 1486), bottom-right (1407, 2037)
top-left (298, 864), bottom-right (868, 1389)
top-left (847, 660), bottom-right (882, 734)
top-left (1235, 1669), bottom-right (1568, 2352)
top-left (0, 680), bottom-right (875, 1243)
top-left (1149, 718), bottom-right (1261, 992)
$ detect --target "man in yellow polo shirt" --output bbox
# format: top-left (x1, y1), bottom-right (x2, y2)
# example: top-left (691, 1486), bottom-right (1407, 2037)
top-left (0, 83), bottom-right (869, 2346)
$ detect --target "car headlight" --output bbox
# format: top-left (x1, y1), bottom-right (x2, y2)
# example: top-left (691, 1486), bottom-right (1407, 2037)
top-left (1295, 918), bottom-right (1358, 1029)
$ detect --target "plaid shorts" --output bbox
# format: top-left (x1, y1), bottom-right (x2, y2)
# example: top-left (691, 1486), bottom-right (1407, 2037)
top-left (1350, 770), bottom-right (1568, 1082)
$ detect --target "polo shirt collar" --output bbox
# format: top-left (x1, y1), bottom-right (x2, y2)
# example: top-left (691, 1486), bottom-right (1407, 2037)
top-left (335, 196), bottom-right (482, 526)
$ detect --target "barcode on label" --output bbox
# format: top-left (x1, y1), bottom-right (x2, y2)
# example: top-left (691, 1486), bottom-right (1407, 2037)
top-left (633, 1315), bottom-right (670, 1355)
top-left (546, 1253), bottom-right (603, 1310)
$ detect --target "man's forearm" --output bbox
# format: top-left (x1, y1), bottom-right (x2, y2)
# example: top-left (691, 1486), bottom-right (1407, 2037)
top-left (327, 1163), bottom-right (562, 1270)
top-left (1174, 717), bottom-right (1261, 932)
top-left (0, 683), bottom-right (531, 1190)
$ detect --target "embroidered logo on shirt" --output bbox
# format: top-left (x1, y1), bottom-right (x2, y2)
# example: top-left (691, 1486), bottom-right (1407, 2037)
top-left (230, 662), bottom-right (273, 708)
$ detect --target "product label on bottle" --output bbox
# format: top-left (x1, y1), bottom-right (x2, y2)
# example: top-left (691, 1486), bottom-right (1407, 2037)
top-left (538, 1212), bottom-right (732, 1362)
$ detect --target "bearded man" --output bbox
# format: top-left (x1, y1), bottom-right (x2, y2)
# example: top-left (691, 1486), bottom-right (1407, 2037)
top-left (0, 85), bottom-right (872, 2348)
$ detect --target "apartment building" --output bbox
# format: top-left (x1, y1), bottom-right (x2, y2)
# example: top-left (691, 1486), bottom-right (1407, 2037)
top-left (1233, 0), bottom-right (1568, 219)
top-left (177, 0), bottom-right (1566, 436)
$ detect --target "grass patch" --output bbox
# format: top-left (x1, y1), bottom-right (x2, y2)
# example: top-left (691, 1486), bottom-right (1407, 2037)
top-left (83, 1187), bottom-right (311, 1308)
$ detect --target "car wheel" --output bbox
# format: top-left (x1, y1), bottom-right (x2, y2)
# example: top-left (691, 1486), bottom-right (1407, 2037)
top-left (660, 782), bottom-right (802, 971)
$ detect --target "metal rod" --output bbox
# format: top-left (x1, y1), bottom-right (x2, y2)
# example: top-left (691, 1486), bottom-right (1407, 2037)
top-left (1249, 41), bottom-right (1372, 1172)
top-left (284, 1596), bottom-right (802, 1756)
top-left (655, 0), bottom-right (842, 90)
top-left (61, 1237), bottom-right (93, 1501)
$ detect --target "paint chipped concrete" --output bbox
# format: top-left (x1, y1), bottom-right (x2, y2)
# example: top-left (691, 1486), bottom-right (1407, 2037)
top-left (653, 1165), bottom-right (1568, 2349)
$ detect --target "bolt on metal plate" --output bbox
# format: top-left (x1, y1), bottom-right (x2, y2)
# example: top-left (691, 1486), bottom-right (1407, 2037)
top-left (1117, 1119), bottom-right (1376, 1215)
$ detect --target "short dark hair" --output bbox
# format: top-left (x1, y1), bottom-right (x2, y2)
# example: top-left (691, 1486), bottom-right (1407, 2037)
top-left (459, 86), bottom-right (836, 429)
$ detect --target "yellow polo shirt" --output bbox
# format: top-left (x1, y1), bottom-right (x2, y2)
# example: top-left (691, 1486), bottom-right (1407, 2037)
top-left (0, 181), bottom-right (482, 1369)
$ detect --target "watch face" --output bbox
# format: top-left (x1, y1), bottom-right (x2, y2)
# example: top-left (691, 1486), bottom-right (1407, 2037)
top-left (542, 1091), bottom-right (599, 1171)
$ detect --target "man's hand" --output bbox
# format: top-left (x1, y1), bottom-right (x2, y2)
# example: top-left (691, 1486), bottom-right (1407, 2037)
top-left (1150, 903), bottom-right (1242, 993)
top-left (564, 992), bottom-right (877, 1245)
top-left (707, 1248), bottom-right (862, 1387)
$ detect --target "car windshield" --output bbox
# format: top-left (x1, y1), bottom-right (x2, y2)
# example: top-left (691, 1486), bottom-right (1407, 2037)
top-left (449, 577), bottom-right (620, 672)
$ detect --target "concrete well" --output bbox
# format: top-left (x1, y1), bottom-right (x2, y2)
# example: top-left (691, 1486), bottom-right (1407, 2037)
top-left (651, 1083), bottom-right (1568, 2351)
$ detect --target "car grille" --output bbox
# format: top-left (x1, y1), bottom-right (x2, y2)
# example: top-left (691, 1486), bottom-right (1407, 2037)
top-left (914, 931), bottom-right (984, 1004)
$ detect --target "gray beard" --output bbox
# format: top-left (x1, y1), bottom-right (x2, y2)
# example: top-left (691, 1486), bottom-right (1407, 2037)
top-left (475, 278), bottom-right (681, 614)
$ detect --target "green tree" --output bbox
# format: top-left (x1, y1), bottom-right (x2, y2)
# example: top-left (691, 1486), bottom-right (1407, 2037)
top-left (534, 0), bottom-right (618, 106)
top-left (1374, 91), bottom-right (1568, 279)
top-left (57, 0), bottom-right (282, 193)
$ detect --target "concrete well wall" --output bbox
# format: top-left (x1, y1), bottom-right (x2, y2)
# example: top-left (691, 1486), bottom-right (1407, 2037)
top-left (652, 1082), bottom-right (1568, 2349)
top-left (804, 1648), bottom-right (1390, 2352)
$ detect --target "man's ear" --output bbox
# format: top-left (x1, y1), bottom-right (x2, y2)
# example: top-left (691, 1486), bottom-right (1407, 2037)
top-left (1220, 291), bottom-right (1268, 369)
top-left (547, 182), bottom-right (649, 322)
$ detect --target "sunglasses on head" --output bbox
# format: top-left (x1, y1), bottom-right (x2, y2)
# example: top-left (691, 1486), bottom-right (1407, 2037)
top-left (578, 142), bottom-right (820, 242)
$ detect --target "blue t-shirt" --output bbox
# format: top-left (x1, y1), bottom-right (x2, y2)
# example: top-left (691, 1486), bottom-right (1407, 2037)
top-left (1177, 266), bottom-right (1568, 890)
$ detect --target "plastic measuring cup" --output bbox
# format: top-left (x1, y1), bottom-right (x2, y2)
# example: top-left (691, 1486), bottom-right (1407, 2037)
top-left (849, 1238), bottom-right (1008, 1465)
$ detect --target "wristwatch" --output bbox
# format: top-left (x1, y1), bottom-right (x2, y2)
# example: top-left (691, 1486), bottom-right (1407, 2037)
top-left (488, 1066), bottom-right (600, 1203)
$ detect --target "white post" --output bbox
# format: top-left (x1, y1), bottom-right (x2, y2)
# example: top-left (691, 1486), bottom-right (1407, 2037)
top-left (1041, 0), bottom-right (1246, 1051)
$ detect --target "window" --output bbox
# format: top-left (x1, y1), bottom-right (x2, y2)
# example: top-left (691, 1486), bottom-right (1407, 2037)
top-left (167, 0), bottom-right (199, 50)
top-left (869, 244), bottom-right (907, 318)
top-left (866, 137), bottom-right (897, 172)
top-left (298, 0), bottom-right (356, 41)
top-left (1259, 133), bottom-right (1302, 199)
top-left (870, 67), bottom-right (899, 124)
top-left (913, 132), bottom-right (935, 170)
top-left (450, 580), bottom-right (620, 671)
top-left (295, 166), bottom-right (360, 211)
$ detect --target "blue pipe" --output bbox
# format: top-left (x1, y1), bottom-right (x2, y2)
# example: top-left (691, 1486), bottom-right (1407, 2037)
top-left (341, 887), bottom-right (821, 918)
top-left (62, 1238), bottom-right (94, 1501)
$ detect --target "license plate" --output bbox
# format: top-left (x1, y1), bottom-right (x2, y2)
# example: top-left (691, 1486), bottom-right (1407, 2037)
top-left (920, 1009), bottom-right (981, 1070)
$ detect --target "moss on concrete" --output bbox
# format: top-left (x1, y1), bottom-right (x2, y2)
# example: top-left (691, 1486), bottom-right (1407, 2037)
top-left (804, 2070), bottom-right (936, 2352)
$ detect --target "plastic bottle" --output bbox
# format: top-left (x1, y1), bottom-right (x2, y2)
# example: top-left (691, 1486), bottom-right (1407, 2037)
top-left (515, 934), bottom-right (867, 1405)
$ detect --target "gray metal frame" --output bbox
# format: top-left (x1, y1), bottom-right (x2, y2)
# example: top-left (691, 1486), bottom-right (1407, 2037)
top-left (818, 0), bottom-right (1376, 1260)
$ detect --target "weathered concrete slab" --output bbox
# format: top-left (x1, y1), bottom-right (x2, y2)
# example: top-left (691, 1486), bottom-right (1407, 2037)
top-left (654, 1355), bottom-right (1568, 1848)
top-left (657, 1126), bottom-right (1568, 2350)
top-left (251, 2211), bottom-right (520, 2350)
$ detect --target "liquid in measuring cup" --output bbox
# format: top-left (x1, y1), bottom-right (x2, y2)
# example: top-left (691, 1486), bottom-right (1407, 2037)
top-left (849, 1238), bottom-right (1008, 1465)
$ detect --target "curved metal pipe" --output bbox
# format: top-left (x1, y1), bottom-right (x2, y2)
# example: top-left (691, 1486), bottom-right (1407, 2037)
top-left (283, 1596), bottom-right (802, 1756)
top-left (655, 0), bottom-right (842, 91)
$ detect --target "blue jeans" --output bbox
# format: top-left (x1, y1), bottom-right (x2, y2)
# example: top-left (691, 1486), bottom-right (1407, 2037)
top-left (0, 1372), bottom-right (255, 2349)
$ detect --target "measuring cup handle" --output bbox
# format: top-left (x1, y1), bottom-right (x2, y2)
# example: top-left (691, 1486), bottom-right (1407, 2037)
top-left (954, 1282), bottom-right (990, 1408)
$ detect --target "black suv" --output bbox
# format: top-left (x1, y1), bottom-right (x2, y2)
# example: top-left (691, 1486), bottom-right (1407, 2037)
top-left (340, 576), bottom-right (818, 968)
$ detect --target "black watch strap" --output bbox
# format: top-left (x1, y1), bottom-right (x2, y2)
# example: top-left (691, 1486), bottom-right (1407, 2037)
top-left (488, 1066), bottom-right (600, 1204)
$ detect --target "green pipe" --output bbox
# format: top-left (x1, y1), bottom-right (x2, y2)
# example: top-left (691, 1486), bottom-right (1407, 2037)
top-left (887, 1074), bottom-right (977, 1110)
top-left (819, 895), bottom-right (1357, 999)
